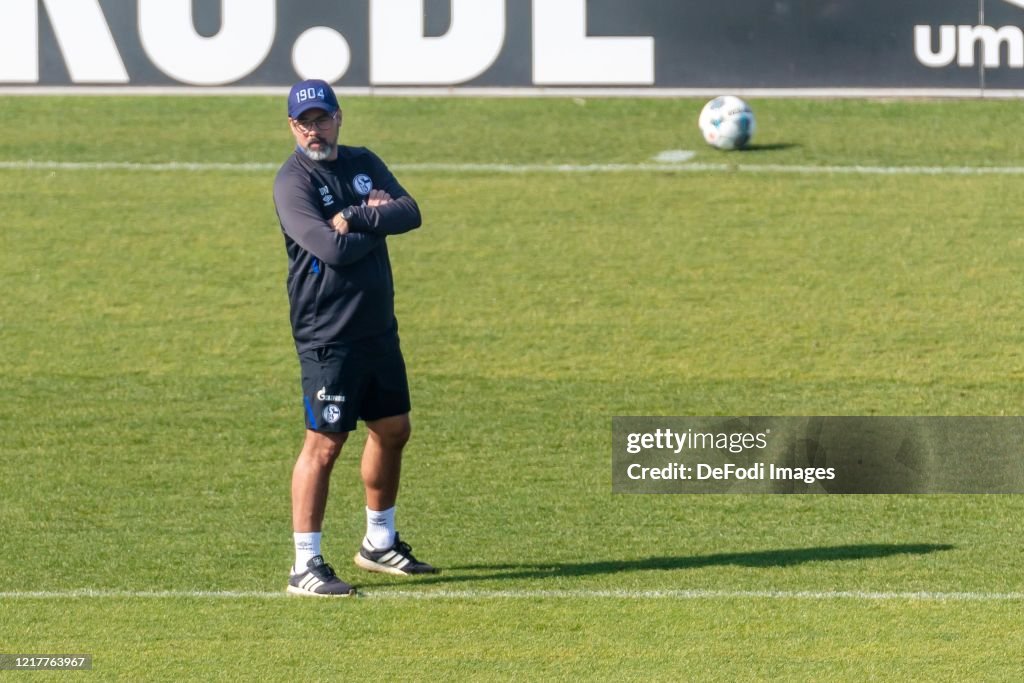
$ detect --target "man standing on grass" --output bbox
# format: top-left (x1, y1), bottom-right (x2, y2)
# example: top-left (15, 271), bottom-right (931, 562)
top-left (272, 79), bottom-right (436, 597)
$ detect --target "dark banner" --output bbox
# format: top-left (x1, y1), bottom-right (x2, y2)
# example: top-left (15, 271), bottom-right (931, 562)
top-left (612, 417), bottom-right (1024, 494)
top-left (3, 1), bottom-right (1024, 90)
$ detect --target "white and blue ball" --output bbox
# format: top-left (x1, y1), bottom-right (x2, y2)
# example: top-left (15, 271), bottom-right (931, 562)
top-left (698, 96), bottom-right (756, 150)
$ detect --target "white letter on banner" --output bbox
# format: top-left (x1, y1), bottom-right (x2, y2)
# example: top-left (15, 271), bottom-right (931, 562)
top-left (370, 0), bottom-right (505, 85)
top-left (138, 0), bottom-right (275, 85)
top-left (957, 25), bottom-right (1024, 68)
top-left (0, 0), bottom-right (128, 83)
top-left (533, 0), bottom-right (653, 85)
top-left (913, 25), bottom-right (956, 68)
top-left (0, 0), bottom-right (37, 82)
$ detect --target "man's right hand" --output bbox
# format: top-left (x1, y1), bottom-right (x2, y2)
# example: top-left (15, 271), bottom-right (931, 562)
top-left (367, 189), bottom-right (392, 207)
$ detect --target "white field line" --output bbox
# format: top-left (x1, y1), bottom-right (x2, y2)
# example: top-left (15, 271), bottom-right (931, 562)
top-left (5, 159), bottom-right (1024, 176)
top-left (0, 588), bottom-right (1022, 601)
top-left (0, 160), bottom-right (278, 173)
top-left (0, 85), bottom-right (1021, 99)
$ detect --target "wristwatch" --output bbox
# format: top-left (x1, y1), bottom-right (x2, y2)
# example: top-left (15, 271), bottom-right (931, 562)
top-left (341, 207), bottom-right (356, 223)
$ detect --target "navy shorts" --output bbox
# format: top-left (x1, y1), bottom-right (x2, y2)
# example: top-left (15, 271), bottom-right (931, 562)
top-left (298, 337), bottom-right (411, 433)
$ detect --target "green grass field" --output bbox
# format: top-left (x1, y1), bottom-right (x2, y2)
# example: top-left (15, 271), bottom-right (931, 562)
top-left (2, 95), bottom-right (1023, 680)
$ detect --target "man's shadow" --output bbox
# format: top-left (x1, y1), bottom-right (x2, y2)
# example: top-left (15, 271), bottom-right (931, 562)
top-left (409, 543), bottom-right (953, 585)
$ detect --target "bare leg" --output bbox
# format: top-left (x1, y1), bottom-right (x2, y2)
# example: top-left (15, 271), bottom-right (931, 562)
top-left (353, 414), bottom-right (436, 574)
top-left (361, 414), bottom-right (411, 511)
top-left (292, 429), bottom-right (348, 532)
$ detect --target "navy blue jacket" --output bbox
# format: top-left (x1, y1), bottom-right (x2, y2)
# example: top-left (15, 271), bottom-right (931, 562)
top-left (273, 146), bottom-right (421, 351)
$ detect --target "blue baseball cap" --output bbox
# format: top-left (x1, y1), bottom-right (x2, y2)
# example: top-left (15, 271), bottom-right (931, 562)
top-left (287, 79), bottom-right (340, 119)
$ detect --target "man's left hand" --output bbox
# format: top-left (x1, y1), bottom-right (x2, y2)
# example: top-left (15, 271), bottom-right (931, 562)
top-left (330, 212), bottom-right (349, 235)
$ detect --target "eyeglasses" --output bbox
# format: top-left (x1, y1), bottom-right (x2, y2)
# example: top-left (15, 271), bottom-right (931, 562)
top-left (292, 113), bottom-right (337, 133)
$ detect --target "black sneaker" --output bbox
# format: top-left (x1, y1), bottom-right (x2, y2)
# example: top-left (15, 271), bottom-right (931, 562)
top-left (354, 533), bottom-right (437, 575)
top-left (287, 555), bottom-right (356, 597)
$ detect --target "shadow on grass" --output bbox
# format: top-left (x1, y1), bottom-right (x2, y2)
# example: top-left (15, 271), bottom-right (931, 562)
top-left (737, 142), bottom-right (800, 153)
top-left (416, 543), bottom-right (954, 585)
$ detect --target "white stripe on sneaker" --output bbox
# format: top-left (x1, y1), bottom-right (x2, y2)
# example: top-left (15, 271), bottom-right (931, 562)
top-left (382, 552), bottom-right (409, 568)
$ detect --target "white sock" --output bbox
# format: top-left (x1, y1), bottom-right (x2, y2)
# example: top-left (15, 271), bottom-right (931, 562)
top-left (293, 532), bottom-right (322, 574)
top-left (365, 506), bottom-right (396, 549)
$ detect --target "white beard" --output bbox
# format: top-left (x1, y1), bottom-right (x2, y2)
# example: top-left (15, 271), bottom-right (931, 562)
top-left (300, 144), bottom-right (333, 161)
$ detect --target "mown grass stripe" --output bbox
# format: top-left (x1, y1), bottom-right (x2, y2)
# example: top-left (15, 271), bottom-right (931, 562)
top-left (6, 159), bottom-right (1024, 176)
top-left (2, 589), bottom-right (1022, 601)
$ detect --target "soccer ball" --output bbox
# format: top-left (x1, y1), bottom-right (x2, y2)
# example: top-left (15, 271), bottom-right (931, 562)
top-left (698, 96), bottom-right (756, 150)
